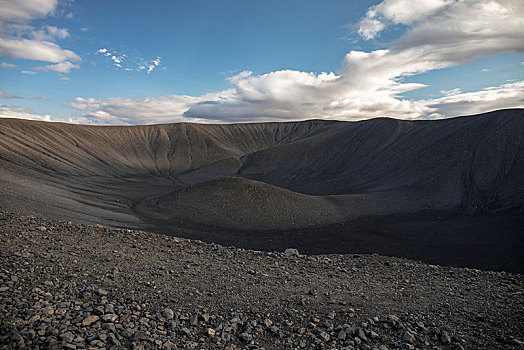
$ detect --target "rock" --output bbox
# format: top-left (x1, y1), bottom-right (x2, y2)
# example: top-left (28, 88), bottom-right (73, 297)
top-left (337, 329), bottom-right (347, 340)
top-left (107, 333), bottom-right (120, 346)
top-left (318, 330), bottom-right (330, 342)
top-left (357, 328), bottom-right (367, 341)
top-left (41, 306), bottom-right (54, 315)
top-left (403, 331), bottom-right (415, 343)
top-left (441, 330), bottom-right (452, 344)
top-left (201, 313), bottom-right (211, 323)
top-left (164, 308), bottom-right (174, 320)
top-left (264, 319), bottom-right (273, 328)
top-left (189, 314), bottom-right (199, 326)
top-left (284, 248), bottom-right (299, 256)
top-left (239, 332), bottom-right (252, 341)
top-left (221, 332), bottom-right (231, 342)
top-left (82, 315), bottom-right (99, 326)
top-left (101, 314), bottom-right (118, 322)
top-left (96, 289), bottom-right (108, 296)
top-left (59, 332), bottom-right (75, 343)
top-left (387, 314), bottom-right (400, 324)
top-left (10, 331), bottom-right (23, 343)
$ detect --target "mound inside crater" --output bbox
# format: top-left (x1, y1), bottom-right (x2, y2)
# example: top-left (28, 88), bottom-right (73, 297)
top-left (134, 177), bottom-right (346, 231)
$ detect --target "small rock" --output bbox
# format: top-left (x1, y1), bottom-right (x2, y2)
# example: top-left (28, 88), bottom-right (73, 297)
top-left (101, 314), bottom-right (118, 322)
top-left (318, 330), bottom-right (330, 342)
top-left (164, 308), bottom-right (174, 320)
top-left (403, 331), bottom-right (415, 343)
top-left (107, 333), bottom-right (120, 346)
top-left (441, 330), bottom-right (452, 344)
top-left (239, 332), bottom-right (252, 341)
top-left (97, 289), bottom-right (108, 296)
top-left (189, 314), bottom-right (199, 326)
top-left (82, 315), bottom-right (100, 326)
top-left (41, 306), bottom-right (54, 315)
top-left (59, 332), bottom-right (75, 343)
top-left (284, 248), bottom-right (299, 256)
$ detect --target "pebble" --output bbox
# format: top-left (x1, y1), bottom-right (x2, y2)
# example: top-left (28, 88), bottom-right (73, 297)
top-left (82, 315), bottom-right (99, 326)
top-left (284, 248), bottom-right (299, 256)
top-left (164, 308), bottom-right (174, 320)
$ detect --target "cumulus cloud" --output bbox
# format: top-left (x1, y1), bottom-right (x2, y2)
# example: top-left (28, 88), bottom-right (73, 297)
top-left (426, 81), bottom-right (524, 117)
top-left (182, 0), bottom-right (524, 122)
top-left (359, 0), bottom-right (453, 39)
top-left (0, 0), bottom-right (79, 74)
top-left (0, 0), bottom-right (58, 23)
top-left (0, 38), bottom-right (79, 62)
top-left (68, 95), bottom-right (213, 125)
top-left (0, 104), bottom-right (52, 121)
top-left (35, 61), bottom-right (79, 73)
top-left (30, 25), bottom-right (69, 41)
top-left (0, 61), bottom-right (16, 68)
top-left (20, 0), bottom-right (524, 124)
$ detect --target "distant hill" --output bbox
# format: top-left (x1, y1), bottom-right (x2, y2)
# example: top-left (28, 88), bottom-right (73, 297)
top-left (0, 109), bottom-right (522, 271)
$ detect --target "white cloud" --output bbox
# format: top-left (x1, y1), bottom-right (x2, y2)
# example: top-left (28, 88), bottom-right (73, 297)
top-left (0, 104), bottom-right (52, 121)
top-left (0, 0), bottom-right (58, 23)
top-left (68, 95), bottom-right (210, 125)
top-left (146, 57), bottom-right (161, 73)
top-left (440, 88), bottom-right (462, 96)
top-left (0, 0), bottom-right (79, 74)
top-left (21, 70), bottom-right (36, 74)
top-left (30, 25), bottom-right (69, 41)
top-left (359, 0), bottom-right (453, 39)
top-left (96, 48), bottom-right (162, 72)
top-left (0, 90), bottom-right (21, 99)
top-left (0, 61), bottom-right (16, 68)
top-left (426, 81), bottom-right (524, 117)
top-left (358, 17), bottom-right (385, 40)
top-left (0, 37), bottom-right (80, 62)
top-left (8, 0), bottom-right (524, 125)
top-left (35, 61), bottom-right (79, 73)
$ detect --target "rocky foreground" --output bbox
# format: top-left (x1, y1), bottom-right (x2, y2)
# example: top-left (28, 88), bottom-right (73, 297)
top-left (0, 211), bottom-right (523, 349)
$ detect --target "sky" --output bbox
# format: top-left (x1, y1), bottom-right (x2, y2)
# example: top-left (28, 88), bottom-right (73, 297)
top-left (0, 0), bottom-right (523, 125)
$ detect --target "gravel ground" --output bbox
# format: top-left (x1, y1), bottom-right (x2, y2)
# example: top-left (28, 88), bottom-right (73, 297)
top-left (1, 210), bottom-right (523, 349)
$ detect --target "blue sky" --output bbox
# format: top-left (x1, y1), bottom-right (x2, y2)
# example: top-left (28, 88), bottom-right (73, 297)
top-left (0, 0), bottom-right (523, 124)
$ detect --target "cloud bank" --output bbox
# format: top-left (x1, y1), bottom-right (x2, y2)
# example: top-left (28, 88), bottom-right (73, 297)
top-left (63, 0), bottom-right (524, 125)
top-left (0, 0), bottom-right (80, 75)
top-left (1, 0), bottom-right (522, 124)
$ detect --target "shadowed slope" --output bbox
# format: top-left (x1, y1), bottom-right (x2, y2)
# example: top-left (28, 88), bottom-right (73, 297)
top-left (0, 109), bottom-right (523, 271)
top-left (135, 177), bottom-right (346, 230)
top-left (240, 110), bottom-right (524, 214)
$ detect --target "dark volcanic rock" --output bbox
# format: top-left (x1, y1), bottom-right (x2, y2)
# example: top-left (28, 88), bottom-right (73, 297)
top-left (0, 212), bottom-right (523, 349)
top-left (0, 109), bottom-right (523, 272)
